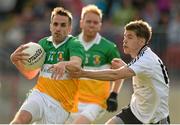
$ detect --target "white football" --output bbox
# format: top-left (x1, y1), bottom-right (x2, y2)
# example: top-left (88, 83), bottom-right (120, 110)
top-left (23, 42), bottom-right (46, 70)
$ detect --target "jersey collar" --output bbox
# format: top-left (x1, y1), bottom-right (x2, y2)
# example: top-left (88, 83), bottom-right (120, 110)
top-left (47, 35), bottom-right (72, 49)
top-left (78, 32), bottom-right (101, 51)
top-left (138, 45), bottom-right (148, 56)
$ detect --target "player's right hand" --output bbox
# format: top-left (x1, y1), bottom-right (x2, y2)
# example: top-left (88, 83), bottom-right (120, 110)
top-left (10, 45), bottom-right (29, 65)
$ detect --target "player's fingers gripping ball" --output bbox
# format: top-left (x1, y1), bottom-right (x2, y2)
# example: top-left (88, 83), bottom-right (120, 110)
top-left (23, 42), bottom-right (46, 70)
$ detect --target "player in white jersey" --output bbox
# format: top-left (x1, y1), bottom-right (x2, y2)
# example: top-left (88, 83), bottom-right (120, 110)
top-left (66, 20), bottom-right (170, 124)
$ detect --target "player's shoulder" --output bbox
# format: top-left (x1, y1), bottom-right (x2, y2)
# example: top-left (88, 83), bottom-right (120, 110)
top-left (128, 47), bottom-right (152, 66)
top-left (66, 35), bottom-right (80, 43)
top-left (38, 36), bottom-right (50, 44)
top-left (142, 47), bottom-right (160, 62)
top-left (39, 36), bottom-right (49, 41)
top-left (67, 35), bottom-right (84, 48)
top-left (67, 37), bottom-right (83, 49)
top-left (37, 36), bottom-right (54, 50)
top-left (100, 37), bottom-right (117, 48)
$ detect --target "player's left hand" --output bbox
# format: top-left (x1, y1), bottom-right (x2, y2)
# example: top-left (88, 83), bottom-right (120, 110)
top-left (106, 92), bottom-right (118, 112)
top-left (49, 62), bottom-right (66, 80)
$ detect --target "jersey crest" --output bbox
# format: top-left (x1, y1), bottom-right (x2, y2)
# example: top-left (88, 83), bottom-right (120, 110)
top-left (93, 55), bottom-right (101, 65)
top-left (58, 51), bottom-right (64, 61)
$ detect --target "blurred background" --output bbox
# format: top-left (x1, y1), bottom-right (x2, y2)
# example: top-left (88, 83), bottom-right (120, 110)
top-left (0, 0), bottom-right (180, 123)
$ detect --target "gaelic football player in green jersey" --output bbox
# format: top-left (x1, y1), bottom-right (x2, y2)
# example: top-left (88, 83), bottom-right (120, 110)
top-left (67, 5), bottom-right (124, 124)
top-left (10, 7), bottom-right (85, 124)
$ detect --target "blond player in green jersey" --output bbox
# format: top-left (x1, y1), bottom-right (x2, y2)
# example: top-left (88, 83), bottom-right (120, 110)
top-left (66, 5), bottom-right (124, 124)
top-left (10, 7), bottom-right (85, 124)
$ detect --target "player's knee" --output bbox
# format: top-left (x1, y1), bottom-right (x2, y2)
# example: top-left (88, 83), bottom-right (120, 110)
top-left (73, 115), bottom-right (91, 124)
top-left (10, 110), bottom-right (32, 124)
top-left (105, 116), bottom-right (124, 124)
top-left (10, 119), bottom-right (24, 124)
top-left (10, 117), bottom-right (30, 124)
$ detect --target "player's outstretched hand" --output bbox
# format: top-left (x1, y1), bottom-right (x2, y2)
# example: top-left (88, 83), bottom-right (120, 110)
top-left (106, 92), bottom-right (118, 112)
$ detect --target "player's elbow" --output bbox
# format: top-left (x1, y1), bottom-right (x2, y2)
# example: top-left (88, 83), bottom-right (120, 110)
top-left (23, 68), bottom-right (40, 80)
top-left (25, 75), bottom-right (34, 80)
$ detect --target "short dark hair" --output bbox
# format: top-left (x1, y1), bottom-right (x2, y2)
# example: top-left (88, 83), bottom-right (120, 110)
top-left (51, 7), bottom-right (72, 24)
top-left (125, 20), bottom-right (152, 44)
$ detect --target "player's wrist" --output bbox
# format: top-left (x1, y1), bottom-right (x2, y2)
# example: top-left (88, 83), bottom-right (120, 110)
top-left (110, 92), bottom-right (118, 99)
top-left (81, 69), bottom-right (86, 77)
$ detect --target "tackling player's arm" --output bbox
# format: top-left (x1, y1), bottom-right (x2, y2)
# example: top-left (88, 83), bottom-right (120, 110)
top-left (67, 65), bottom-right (134, 81)
top-left (67, 59), bottom-right (135, 81)
top-left (81, 66), bottom-right (135, 81)
top-left (10, 45), bottom-right (40, 79)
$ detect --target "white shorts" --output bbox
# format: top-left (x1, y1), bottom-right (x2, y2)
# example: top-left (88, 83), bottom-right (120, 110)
top-left (19, 89), bottom-right (70, 124)
top-left (67, 102), bottom-right (105, 123)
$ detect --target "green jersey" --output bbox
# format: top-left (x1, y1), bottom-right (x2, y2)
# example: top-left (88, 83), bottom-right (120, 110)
top-left (77, 33), bottom-right (120, 108)
top-left (34, 35), bottom-right (85, 112)
top-left (39, 35), bottom-right (85, 65)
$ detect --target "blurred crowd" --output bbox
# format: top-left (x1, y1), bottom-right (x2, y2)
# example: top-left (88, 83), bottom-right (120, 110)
top-left (0, 0), bottom-right (180, 74)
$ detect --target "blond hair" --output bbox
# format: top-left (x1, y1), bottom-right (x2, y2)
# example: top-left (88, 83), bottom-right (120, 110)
top-left (81, 4), bottom-right (103, 20)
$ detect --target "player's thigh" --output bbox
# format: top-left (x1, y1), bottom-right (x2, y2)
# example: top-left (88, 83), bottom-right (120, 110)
top-left (44, 99), bottom-right (70, 123)
top-left (77, 102), bottom-right (105, 122)
top-left (12, 90), bottom-right (43, 124)
top-left (21, 89), bottom-right (70, 124)
top-left (40, 91), bottom-right (70, 124)
top-left (19, 90), bottom-right (44, 123)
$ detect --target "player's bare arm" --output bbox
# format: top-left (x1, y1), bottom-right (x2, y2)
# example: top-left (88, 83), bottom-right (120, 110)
top-left (10, 45), bottom-right (40, 79)
top-left (67, 63), bottom-right (135, 81)
top-left (82, 65), bottom-right (135, 81)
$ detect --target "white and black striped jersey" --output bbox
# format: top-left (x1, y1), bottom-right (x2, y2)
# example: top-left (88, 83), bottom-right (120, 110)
top-left (128, 46), bottom-right (169, 123)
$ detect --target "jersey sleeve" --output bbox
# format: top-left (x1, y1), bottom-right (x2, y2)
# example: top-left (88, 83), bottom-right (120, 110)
top-left (68, 38), bottom-right (85, 65)
top-left (106, 44), bottom-right (121, 63)
top-left (38, 37), bottom-right (48, 50)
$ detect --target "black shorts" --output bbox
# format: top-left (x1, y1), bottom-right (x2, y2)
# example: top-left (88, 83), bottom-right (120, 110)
top-left (116, 105), bottom-right (143, 124)
top-left (116, 105), bottom-right (170, 124)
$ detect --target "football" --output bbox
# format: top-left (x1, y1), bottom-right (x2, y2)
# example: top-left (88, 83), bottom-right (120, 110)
top-left (23, 42), bottom-right (46, 70)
